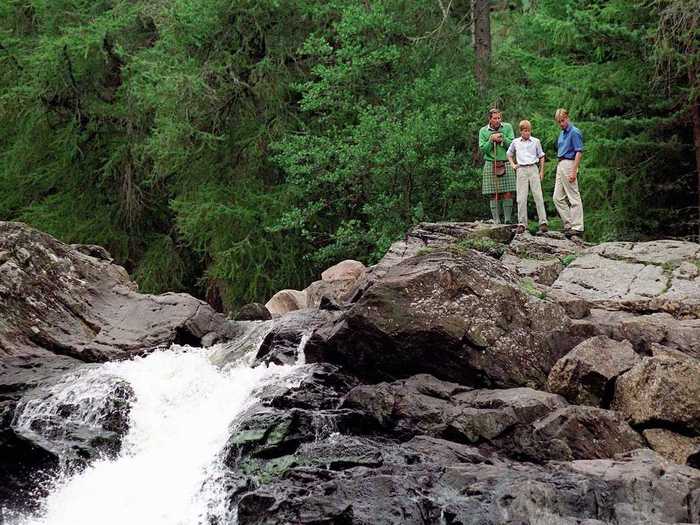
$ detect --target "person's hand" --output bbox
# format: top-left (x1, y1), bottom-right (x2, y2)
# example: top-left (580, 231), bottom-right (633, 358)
top-left (490, 133), bottom-right (502, 143)
top-left (539, 171), bottom-right (544, 181)
top-left (511, 163), bottom-right (519, 171)
top-left (568, 168), bottom-right (577, 183)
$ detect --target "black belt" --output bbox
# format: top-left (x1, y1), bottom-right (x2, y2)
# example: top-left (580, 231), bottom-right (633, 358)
top-left (558, 157), bottom-right (575, 161)
top-left (519, 163), bottom-right (537, 167)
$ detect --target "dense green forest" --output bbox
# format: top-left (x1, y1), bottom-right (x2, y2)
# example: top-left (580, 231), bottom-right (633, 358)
top-left (1, 0), bottom-right (698, 311)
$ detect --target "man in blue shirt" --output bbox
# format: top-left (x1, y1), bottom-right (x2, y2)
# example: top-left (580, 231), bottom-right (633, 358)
top-left (553, 108), bottom-right (584, 237)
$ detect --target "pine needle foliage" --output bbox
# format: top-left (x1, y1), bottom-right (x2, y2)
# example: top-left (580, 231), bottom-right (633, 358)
top-left (0, 0), bottom-right (696, 309)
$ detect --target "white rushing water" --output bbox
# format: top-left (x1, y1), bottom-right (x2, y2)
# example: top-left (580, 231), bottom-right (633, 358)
top-left (10, 344), bottom-right (300, 525)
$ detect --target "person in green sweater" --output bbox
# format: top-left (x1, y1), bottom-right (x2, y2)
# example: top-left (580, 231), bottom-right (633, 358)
top-left (478, 108), bottom-right (516, 224)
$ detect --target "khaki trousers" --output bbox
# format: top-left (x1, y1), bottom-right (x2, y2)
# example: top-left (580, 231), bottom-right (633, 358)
top-left (516, 165), bottom-right (547, 226)
top-left (553, 159), bottom-right (584, 232)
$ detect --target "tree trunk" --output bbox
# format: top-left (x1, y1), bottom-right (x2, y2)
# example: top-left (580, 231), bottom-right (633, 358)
top-left (689, 71), bottom-right (700, 239)
top-left (472, 0), bottom-right (491, 92)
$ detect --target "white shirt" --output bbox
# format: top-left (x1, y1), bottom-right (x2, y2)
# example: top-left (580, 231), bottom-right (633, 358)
top-left (507, 136), bottom-right (545, 166)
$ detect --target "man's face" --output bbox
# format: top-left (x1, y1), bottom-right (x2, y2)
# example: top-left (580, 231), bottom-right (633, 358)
top-left (520, 128), bottom-right (531, 140)
top-left (489, 112), bottom-right (502, 129)
top-left (557, 116), bottom-right (569, 130)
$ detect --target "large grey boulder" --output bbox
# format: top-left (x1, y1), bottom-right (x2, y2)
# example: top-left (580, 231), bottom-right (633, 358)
top-left (347, 221), bottom-right (513, 301)
top-left (567, 449), bottom-right (700, 523)
top-left (307, 250), bottom-right (571, 388)
top-left (0, 221), bottom-right (229, 363)
top-left (553, 240), bottom-right (700, 317)
top-left (612, 355), bottom-right (700, 434)
top-left (547, 336), bottom-right (641, 407)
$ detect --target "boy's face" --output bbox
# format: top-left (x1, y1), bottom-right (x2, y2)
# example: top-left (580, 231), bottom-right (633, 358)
top-left (556, 116), bottom-right (569, 130)
top-left (520, 127), bottom-right (531, 140)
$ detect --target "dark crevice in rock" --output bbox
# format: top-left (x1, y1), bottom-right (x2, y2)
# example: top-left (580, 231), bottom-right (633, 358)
top-left (687, 449), bottom-right (700, 468)
top-left (600, 376), bottom-right (618, 410)
top-left (173, 326), bottom-right (202, 348)
top-left (25, 333), bottom-right (90, 363)
top-left (631, 419), bottom-right (700, 439)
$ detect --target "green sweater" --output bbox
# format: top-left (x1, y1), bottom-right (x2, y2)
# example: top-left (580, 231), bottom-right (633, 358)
top-left (478, 122), bottom-right (515, 161)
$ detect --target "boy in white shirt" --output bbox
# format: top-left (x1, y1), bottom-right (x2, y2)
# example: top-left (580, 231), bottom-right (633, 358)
top-left (507, 120), bottom-right (548, 234)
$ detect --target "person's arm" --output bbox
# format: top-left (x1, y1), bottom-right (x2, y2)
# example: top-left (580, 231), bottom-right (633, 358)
top-left (569, 130), bottom-right (584, 182)
top-left (507, 141), bottom-right (518, 170)
top-left (536, 138), bottom-right (545, 180)
top-left (479, 127), bottom-right (493, 155)
top-left (570, 151), bottom-right (583, 182)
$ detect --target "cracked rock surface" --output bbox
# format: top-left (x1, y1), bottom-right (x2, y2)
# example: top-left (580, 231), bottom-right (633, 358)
top-left (553, 240), bottom-right (700, 317)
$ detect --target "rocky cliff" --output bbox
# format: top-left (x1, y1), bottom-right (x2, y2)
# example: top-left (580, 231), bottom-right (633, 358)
top-left (1, 221), bottom-right (699, 524)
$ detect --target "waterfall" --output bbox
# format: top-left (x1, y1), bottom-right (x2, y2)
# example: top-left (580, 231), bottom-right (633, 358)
top-left (8, 344), bottom-right (301, 525)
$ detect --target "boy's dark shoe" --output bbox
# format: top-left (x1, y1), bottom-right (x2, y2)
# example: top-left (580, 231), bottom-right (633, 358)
top-left (515, 225), bottom-right (526, 234)
top-left (539, 224), bottom-right (549, 233)
top-left (565, 229), bottom-right (584, 239)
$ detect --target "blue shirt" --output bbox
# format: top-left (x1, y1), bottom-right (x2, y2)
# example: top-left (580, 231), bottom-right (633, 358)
top-left (557, 123), bottom-right (584, 160)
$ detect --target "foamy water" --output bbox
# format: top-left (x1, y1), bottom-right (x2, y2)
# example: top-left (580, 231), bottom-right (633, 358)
top-left (9, 345), bottom-right (300, 525)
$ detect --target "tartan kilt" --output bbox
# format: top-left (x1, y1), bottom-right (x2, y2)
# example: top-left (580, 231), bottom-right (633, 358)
top-left (482, 161), bottom-right (517, 195)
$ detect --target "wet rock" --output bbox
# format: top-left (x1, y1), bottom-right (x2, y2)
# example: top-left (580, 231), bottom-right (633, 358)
top-left (260, 363), bottom-right (358, 411)
top-left (296, 435), bottom-right (384, 470)
top-left (225, 404), bottom-right (370, 466)
top-left (0, 221), bottom-right (230, 362)
top-left (307, 250), bottom-right (571, 388)
top-left (0, 352), bottom-right (80, 403)
top-left (235, 440), bottom-right (700, 525)
top-left (547, 336), bottom-right (641, 407)
top-left (612, 355), bottom-right (700, 433)
top-left (0, 422), bottom-right (59, 514)
top-left (255, 309), bottom-right (341, 366)
top-left (265, 289), bottom-right (307, 316)
top-left (643, 428), bottom-right (700, 466)
top-left (11, 370), bottom-right (135, 468)
top-left (235, 303), bottom-right (272, 321)
top-left (234, 433), bottom-right (491, 525)
top-left (236, 465), bottom-right (437, 525)
top-left (0, 351), bottom-right (82, 512)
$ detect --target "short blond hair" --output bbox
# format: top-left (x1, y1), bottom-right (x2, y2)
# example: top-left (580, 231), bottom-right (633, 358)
top-left (519, 120), bottom-right (532, 131)
top-left (555, 108), bottom-right (569, 121)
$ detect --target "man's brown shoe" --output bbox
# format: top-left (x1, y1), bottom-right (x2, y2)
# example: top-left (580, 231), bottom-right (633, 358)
top-left (539, 224), bottom-right (548, 233)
